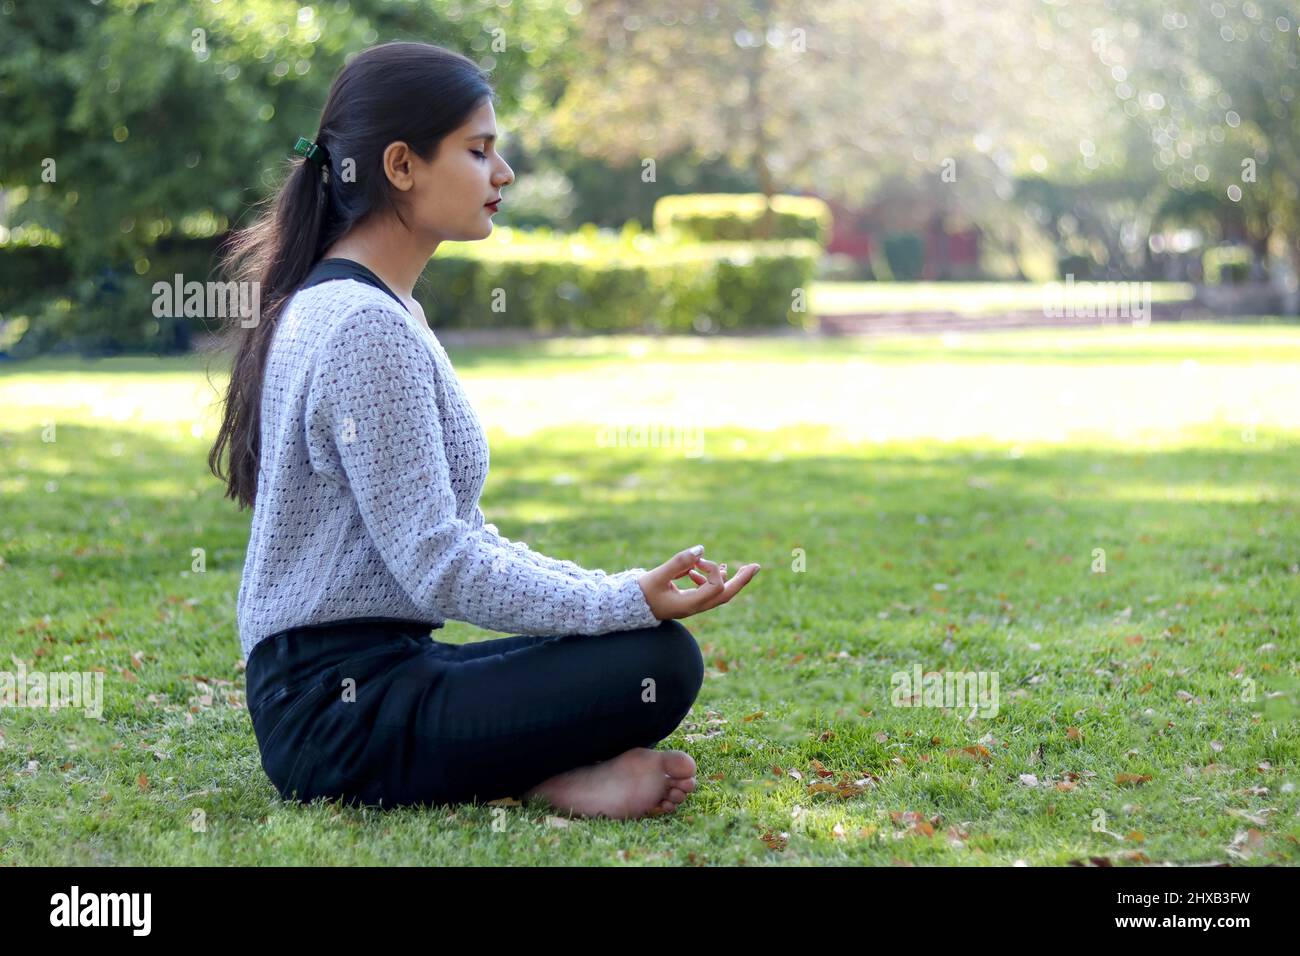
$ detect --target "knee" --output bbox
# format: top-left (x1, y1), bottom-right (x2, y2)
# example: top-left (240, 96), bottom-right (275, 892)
top-left (648, 619), bottom-right (704, 707)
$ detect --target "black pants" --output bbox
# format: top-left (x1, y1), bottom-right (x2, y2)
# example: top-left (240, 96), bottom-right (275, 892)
top-left (245, 616), bottom-right (705, 810)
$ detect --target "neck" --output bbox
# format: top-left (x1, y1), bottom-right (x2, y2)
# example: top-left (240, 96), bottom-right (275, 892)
top-left (322, 214), bottom-right (439, 300)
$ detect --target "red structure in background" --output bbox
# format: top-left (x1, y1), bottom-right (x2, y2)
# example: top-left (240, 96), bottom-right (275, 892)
top-left (824, 197), bottom-right (873, 261)
top-left (920, 216), bottom-right (982, 280)
top-left (812, 194), bottom-right (983, 280)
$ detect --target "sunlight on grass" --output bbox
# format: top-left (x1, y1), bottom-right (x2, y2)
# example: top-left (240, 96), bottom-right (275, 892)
top-left (1096, 483), bottom-right (1286, 504)
top-left (460, 360), bottom-right (1300, 442)
top-left (0, 374), bottom-right (225, 433)
top-left (809, 281), bottom-right (1195, 315)
top-left (5, 340), bottom-right (1299, 444)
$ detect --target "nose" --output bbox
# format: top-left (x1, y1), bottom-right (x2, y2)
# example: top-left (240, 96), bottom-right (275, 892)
top-left (494, 156), bottom-right (514, 188)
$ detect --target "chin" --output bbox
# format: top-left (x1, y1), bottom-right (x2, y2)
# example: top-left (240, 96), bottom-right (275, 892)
top-left (444, 215), bottom-right (495, 243)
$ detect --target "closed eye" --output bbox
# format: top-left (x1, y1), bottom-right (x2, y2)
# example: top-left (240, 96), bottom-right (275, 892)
top-left (471, 149), bottom-right (487, 160)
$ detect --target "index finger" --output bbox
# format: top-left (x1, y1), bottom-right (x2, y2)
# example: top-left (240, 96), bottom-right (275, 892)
top-left (684, 563), bottom-right (760, 613)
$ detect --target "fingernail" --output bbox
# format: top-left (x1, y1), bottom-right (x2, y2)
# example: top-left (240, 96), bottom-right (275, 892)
top-left (689, 544), bottom-right (704, 555)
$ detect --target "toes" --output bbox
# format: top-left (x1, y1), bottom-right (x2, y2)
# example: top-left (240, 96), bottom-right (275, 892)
top-left (667, 787), bottom-right (686, 804)
top-left (670, 775), bottom-right (698, 793)
top-left (646, 801), bottom-right (674, 817)
top-left (661, 750), bottom-right (696, 779)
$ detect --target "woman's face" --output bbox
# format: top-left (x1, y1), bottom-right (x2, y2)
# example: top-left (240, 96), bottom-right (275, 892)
top-left (403, 98), bottom-right (514, 243)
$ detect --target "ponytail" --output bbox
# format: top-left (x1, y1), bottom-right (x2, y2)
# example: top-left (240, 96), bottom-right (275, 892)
top-left (206, 153), bottom-right (330, 511)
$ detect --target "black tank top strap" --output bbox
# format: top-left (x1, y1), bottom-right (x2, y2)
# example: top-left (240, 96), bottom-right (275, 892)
top-left (299, 257), bottom-right (411, 316)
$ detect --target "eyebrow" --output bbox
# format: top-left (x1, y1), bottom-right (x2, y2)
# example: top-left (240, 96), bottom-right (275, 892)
top-left (465, 132), bottom-right (497, 144)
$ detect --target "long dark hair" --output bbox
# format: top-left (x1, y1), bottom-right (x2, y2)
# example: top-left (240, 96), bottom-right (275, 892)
top-left (208, 41), bottom-right (494, 510)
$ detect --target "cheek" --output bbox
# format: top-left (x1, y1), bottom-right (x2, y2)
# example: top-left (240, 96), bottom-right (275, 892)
top-left (458, 158), bottom-right (489, 195)
top-left (419, 157), bottom-right (487, 225)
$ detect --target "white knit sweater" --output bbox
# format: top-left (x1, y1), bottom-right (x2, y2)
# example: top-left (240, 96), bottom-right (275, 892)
top-left (235, 278), bottom-right (660, 659)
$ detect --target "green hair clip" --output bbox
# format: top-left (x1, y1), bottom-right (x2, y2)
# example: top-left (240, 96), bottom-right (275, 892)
top-left (292, 136), bottom-right (328, 167)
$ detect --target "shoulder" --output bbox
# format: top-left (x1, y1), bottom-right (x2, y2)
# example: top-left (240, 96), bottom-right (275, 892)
top-left (409, 297), bottom-right (429, 326)
top-left (290, 280), bottom-right (418, 348)
top-left (304, 291), bottom-right (436, 386)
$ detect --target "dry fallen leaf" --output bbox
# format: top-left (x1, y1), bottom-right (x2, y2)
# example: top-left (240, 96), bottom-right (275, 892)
top-left (1115, 773), bottom-right (1153, 786)
top-left (1227, 808), bottom-right (1268, 827)
top-left (946, 745), bottom-right (992, 761)
top-left (1227, 828), bottom-right (1266, 860)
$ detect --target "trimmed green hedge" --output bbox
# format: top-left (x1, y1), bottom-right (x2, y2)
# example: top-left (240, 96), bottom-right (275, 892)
top-left (419, 226), bottom-right (820, 333)
top-left (1203, 245), bottom-right (1252, 285)
top-left (883, 232), bottom-right (925, 281)
top-left (652, 193), bottom-right (831, 246)
top-left (2, 223), bottom-right (820, 354)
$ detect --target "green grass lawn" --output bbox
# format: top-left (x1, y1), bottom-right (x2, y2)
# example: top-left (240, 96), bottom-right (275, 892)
top-left (1, 324), bottom-right (1297, 865)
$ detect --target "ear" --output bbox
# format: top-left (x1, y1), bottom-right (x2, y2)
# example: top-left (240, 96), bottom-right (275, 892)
top-left (381, 141), bottom-right (417, 192)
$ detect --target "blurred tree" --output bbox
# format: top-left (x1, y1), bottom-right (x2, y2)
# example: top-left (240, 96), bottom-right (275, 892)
top-left (543, 0), bottom-right (1125, 261)
top-left (1071, 0), bottom-right (1300, 278)
top-left (0, 0), bottom-right (559, 272)
top-left (0, 0), bottom-right (607, 350)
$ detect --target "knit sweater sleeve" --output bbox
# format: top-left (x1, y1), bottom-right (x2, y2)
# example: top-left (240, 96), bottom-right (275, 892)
top-left (305, 306), bottom-right (661, 636)
top-left (471, 505), bottom-right (636, 583)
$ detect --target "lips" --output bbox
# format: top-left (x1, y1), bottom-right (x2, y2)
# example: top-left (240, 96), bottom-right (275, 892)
top-left (484, 199), bottom-right (502, 211)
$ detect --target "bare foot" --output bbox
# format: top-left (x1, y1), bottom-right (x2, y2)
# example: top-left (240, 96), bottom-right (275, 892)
top-left (521, 748), bottom-right (698, 820)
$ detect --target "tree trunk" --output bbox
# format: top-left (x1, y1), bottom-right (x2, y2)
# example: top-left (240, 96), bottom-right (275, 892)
top-left (745, 0), bottom-right (776, 240)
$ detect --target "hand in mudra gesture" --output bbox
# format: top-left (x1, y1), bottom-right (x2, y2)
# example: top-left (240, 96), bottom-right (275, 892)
top-left (637, 545), bottom-right (760, 623)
